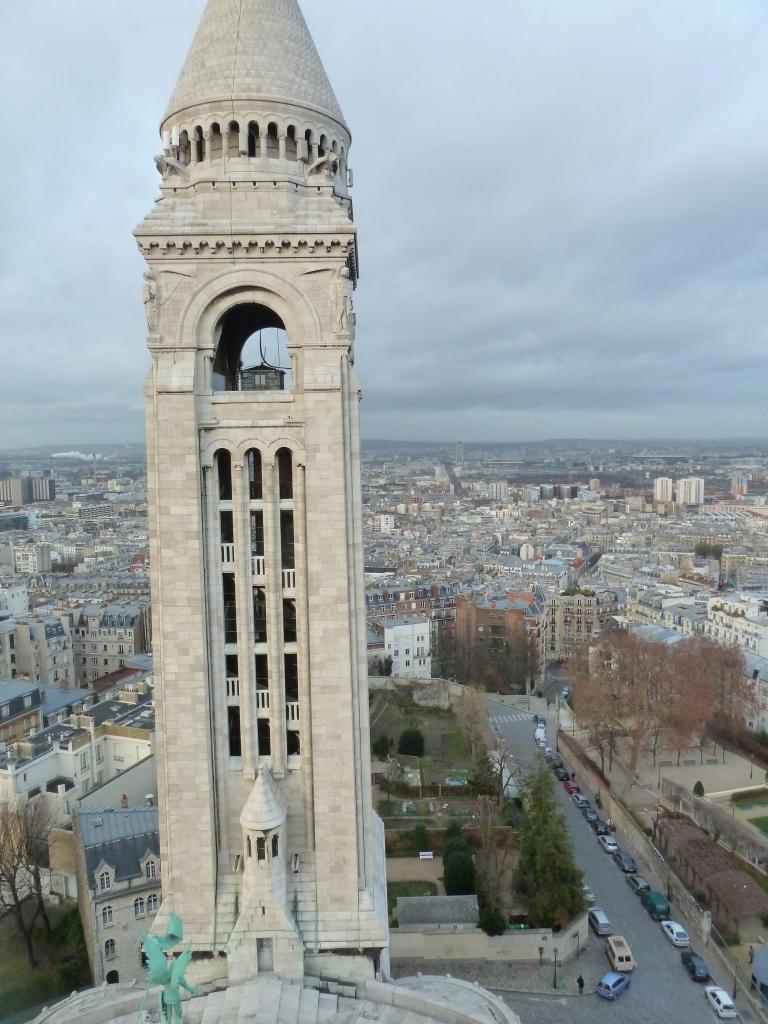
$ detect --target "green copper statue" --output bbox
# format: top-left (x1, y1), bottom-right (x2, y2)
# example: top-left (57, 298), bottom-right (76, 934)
top-left (141, 913), bottom-right (201, 1024)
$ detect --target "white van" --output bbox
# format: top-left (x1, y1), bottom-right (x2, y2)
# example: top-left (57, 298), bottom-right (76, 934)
top-left (605, 935), bottom-right (635, 972)
top-left (534, 724), bottom-right (546, 743)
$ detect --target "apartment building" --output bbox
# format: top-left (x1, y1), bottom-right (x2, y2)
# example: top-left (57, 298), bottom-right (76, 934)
top-left (0, 578), bottom-right (29, 617)
top-left (14, 542), bottom-right (53, 574)
top-left (653, 478), bottom-right (673, 503)
top-left (69, 603), bottom-right (149, 686)
top-left (547, 587), bottom-right (623, 661)
top-left (676, 477), bottom-right (705, 506)
top-left (75, 808), bottom-right (161, 985)
top-left (0, 681), bottom-right (43, 743)
top-left (704, 593), bottom-right (768, 657)
top-left (0, 476), bottom-right (56, 505)
top-left (13, 615), bottom-right (75, 687)
top-left (380, 617), bottom-right (431, 679)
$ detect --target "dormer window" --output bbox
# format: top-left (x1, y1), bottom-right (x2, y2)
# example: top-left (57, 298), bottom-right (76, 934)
top-left (99, 871), bottom-right (111, 891)
top-left (145, 859), bottom-right (157, 879)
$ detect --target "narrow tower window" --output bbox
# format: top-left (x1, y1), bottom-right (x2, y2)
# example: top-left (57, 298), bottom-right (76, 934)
top-left (247, 449), bottom-right (263, 500)
top-left (228, 706), bottom-right (242, 758)
top-left (284, 653), bottom-right (298, 702)
top-left (179, 130), bottom-right (191, 165)
top-left (253, 588), bottom-right (267, 644)
top-left (210, 123), bottom-right (223, 160)
top-left (286, 125), bottom-right (298, 161)
top-left (280, 510), bottom-right (295, 567)
top-left (283, 600), bottom-right (297, 644)
top-left (248, 121), bottom-right (259, 158)
top-left (250, 511), bottom-right (265, 556)
top-left (220, 510), bottom-right (234, 544)
top-left (228, 121), bottom-right (240, 157)
top-left (287, 731), bottom-right (301, 757)
top-left (223, 573), bottom-right (237, 644)
top-left (255, 654), bottom-right (269, 692)
top-left (256, 837), bottom-right (266, 861)
top-left (272, 834), bottom-right (279, 858)
top-left (277, 449), bottom-right (293, 501)
top-left (194, 126), bottom-right (205, 162)
top-left (266, 122), bottom-right (279, 158)
top-left (257, 718), bottom-right (271, 756)
top-left (217, 450), bottom-right (232, 501)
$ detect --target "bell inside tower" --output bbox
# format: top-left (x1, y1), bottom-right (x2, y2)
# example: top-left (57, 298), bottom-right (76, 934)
top-left (212, 303), bottom-right (291, 393)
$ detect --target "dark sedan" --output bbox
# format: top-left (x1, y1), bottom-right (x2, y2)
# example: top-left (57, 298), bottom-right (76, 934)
top-left (612, 850), bottom-right (637, 873)
top-left (681, 950), bottom-right (710, 982)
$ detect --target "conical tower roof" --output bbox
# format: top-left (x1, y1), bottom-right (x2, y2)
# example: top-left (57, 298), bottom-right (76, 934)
top-left (164, 0), bottom-right (346, 128)
top-left (240, 768), bottom-right (286, 832)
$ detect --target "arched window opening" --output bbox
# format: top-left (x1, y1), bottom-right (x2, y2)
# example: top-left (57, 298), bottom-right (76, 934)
top-left (253, 588), bottom-right (267, 644)
top-left (247, 450), bottom-right (263, 500)
top-left (247, 836), bottom-right (252, 858)
top-left (105, 939), bottom-right (116, 959)
top-left (284, 653), bottom-right (298, 703)
top-left (228, 706), bottom-right (242, 759)
top-left (145, 860), bottom-right (156, 880)
top-left (272, 834), bottom-right (279, 858)
top-left (257, 718), bottom-right (271, 756)
top-left (194, 126), bottom-right (206, 162)
top-left (179, 130), bottom-right (191, 165)
top-left (147, 894), bottom-right (158, 914)
top-left (99, 871), bottom-right (111, 891)
top-left (210, 123), bottom-right (223, 160)
top-left (102, 905), bottom-right (113, 926)
top-left (286, 126), bottom-right (298, 161)
top-left (216, 450), bottom-right (232, 501)
top-left (134, 897), bottom-right (146, 919)
top-left (304, 129), bottom-right (314, 159)
top-left (248, 121), bottom-right (260, 157)
top-left (256, 837), bottom-right (266, 861)
top-left (212, 304), bottom-right (291, 393)
top-left (266, 122), bottom-right (279, 158)
top-left (277, 449), bottom-right (293, 501)
top-left (283, 600), bottom-right (297, 644)
top-left (228, 121), bottom-right (240, 157)
top-left (287, 731), bottom-right (301, 757)
top-left (106, 970), bottom-right (120, 984)
top-left (318, 135), bottom-right (327, 158)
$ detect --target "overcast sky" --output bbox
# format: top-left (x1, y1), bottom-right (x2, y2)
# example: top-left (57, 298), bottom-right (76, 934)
top-left (1, 1), bottom-right (767, 448)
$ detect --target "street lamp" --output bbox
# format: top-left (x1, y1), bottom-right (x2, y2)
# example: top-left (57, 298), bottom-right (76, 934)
top-left (538, 945), bottom-right (544, 967)
top-left (552, 947), bottom-right (559, 989)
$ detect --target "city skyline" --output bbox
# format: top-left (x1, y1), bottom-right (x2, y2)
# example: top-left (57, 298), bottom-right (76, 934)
top-left (2, 1), bottom-right (767, 447)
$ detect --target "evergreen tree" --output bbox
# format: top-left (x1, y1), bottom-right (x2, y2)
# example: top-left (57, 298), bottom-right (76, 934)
top-left (515, 759), bottom-right (585, 928)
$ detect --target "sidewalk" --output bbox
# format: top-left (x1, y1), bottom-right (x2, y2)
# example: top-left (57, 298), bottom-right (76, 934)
top-left (390, 953), bottom-right (601, 997)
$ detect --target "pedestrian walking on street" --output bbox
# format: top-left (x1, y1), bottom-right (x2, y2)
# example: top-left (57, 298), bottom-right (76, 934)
top-left (577, 975), bottom-right (584, 995)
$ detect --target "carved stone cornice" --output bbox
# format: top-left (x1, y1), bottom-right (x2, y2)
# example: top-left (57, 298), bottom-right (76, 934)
top-left (136, 235), bottom-right (353, 259)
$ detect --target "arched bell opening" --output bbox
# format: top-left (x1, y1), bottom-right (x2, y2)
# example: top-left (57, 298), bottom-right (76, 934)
top-left (212, 304), bottom-right (292, 393)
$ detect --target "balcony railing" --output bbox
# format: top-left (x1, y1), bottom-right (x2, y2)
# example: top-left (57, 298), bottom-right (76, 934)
top-left (252, 555), bottom-right (266, 581)
top-left (286, 702), bottom-right (300, 724)
top-left (221, 543), bottom-right (236, 566)
top-left (226, 677), bottom-right (240, 702)
top-left (255, 690), bottom-right (270, 711)
top-left (282, 569), bottom-right (296, 591)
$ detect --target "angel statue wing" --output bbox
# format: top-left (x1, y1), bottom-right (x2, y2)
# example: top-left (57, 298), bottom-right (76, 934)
top-left (170, 947), bottom-right (194, 990)
top-left (141, 929), bottom-right (172, 985)
top-left (158, 912), bottom-right (184, 951)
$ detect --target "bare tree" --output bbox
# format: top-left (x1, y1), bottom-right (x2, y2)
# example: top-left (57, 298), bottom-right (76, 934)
top-left (0, 801), bottom-right (39, 965)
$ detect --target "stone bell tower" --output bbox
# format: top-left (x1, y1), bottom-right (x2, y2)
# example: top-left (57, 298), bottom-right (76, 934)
top-left (136, 0), bottom-right (388, 984)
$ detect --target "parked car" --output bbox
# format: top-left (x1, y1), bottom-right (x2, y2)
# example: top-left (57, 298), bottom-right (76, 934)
top-left (534, 724), bottom-right (546, 742)
top-left (704, 986), bottom-right (737, 1018)
top-left (592, 818), bottom-right (610, 836)
top-left (533, 714), bottom-right (545, 724)
top-left (573, 793), bottom-right (589, 809)
top-left (588, 909), bottom-right (613, 936)
top-left (661, 920), bottom-right (690, 947)
top-left (641, 890), bottom-right (670, 920)
top-left (681, 950), bottom-right (710, 982)
top-left (551, 755), bottom-right (563, 769)
top-left (605, 935), bottom-right (635, 972)
top-left (581, 882), bottom-right (596, 905)
top-left (565, 780), bottom-right (580, 795)
top-left (560, 687), bottom-right (572, 701)
top-left (613, 850), bottom-right (637, 873)
top-left (554, 767), bottom-right (570, 781)
top-left (584, 808), bottom-right (599, 825)
top-left (596, 971), bottom-right (630, 1001)
top-left (626, 874), bottom-right (650, 896)
top-left (598, 834), bottom-right (619, 854)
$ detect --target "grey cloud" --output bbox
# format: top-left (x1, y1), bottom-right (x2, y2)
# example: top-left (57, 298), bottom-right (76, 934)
top-left (1, 0), bottom-right (767, 446)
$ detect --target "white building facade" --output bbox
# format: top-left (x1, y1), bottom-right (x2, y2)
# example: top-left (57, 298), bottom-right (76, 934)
top-left (383, 618), bottom-right (432, 679)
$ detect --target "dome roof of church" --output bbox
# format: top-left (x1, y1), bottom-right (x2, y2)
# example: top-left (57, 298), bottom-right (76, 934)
top-left (164, 0), bottom-right (346, 128)
top-left (240, 767), bottom-right (286, 832)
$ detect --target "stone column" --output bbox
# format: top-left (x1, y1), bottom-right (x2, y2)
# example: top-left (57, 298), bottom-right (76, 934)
top-left (263, 458), bottom-right (286, 777)
top-left (204, 130), bottom-right (212, 166)
top-left (294, 461), bottom-right (314, 848)
top-left (233, 460), bottom-right (255, 774)
top-left (239, 126), bottom-right (248, 156)
top-left (279, 135), bottom-right (287, 161)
